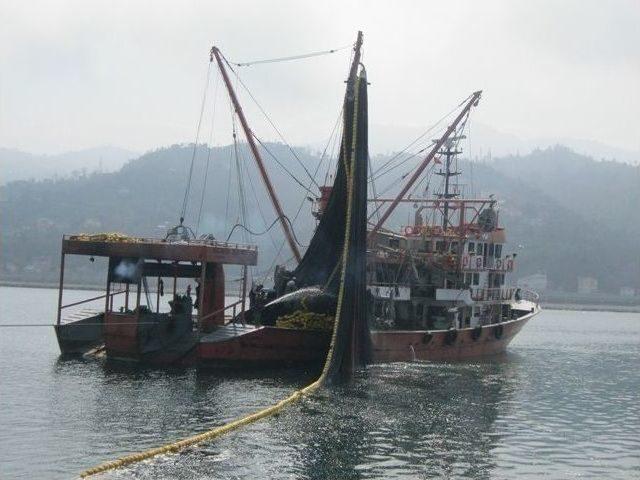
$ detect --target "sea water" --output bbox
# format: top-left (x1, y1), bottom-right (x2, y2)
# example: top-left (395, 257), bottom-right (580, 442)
top-left (1, 286), bottom-right (639, 479)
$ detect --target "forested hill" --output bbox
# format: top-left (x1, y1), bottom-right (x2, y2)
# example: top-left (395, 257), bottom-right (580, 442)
top-left (1, 143), bottom-right (638, 293)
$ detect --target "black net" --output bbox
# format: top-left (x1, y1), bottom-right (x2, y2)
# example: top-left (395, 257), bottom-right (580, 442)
top-left (251, 68), bottom-right (370, 379)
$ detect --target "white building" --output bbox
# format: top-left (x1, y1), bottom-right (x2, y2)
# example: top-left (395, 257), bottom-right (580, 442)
top-left (620, 287), bottom-right (636, 297)
top-left (577, 276), bottom-right (598, 295)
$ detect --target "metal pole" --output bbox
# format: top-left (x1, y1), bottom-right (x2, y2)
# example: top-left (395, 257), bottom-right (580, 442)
top-left (56, 250), bottom-right (65, 325)
top-left (156, 277), bottom-right (161, 313)
top-left (135, 278), bottom-right (142, 311)
top-left (368, 91), bottom-right (482, 239)
top-left (240, 265), bottom-right (248, 324)
top-left (104, 275), bottom-right (111, 315)
top-left (210, 46), bottom-right (302, 263)
top-left (198, 262), bottom-right (207, 332)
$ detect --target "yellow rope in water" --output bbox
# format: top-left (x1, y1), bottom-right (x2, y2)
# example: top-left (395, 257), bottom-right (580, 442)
top-left (79, 76), bottom-right (362, 479)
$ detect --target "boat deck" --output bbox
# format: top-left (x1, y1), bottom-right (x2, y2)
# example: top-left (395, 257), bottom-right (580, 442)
top-left (200, 323), bottom-right (258, 343)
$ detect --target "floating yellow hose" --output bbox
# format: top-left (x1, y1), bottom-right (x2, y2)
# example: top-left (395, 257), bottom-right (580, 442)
top-left (79, 75), bottom-right (362, 479)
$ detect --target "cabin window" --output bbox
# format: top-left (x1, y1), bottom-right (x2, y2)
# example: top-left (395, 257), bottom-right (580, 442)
top-left (436, 241), bottom-right (446, 253)
top-left (468, 241), bottom-right (475, 253)
top-left (495, 244), bottom-right (502, 258)
top-left (488, 243), bottom-right (495, 256)
top-left (472, 273), bottom-right (480, 285)
top-left (465, 273), bottom-right (472, 285)
top-left (483, 243), bottom-right (488, 256)
top-left (389, 238), bottom-right (400, 249)
top-left (476, 243), bottom-right (483, 255)
top-left (450, 242), bottom-right (459, 254)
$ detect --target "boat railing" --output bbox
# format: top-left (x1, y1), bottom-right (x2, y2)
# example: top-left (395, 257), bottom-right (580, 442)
top-left (63, 234), bottom-right (257, 251)
top-left (471, 286), bottom-right (515, 302)
top-left (197, 299), bottom-right (245, 326)
top-left (517, 288), bottom-right (540, 306)
top-left (60, 290), bottom-right (125, 311)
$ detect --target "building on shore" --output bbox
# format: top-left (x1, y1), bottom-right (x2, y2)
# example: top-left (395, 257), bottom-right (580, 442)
top-left (620, 286), bottom-right (636, 297)
top-left (577, 276), bottom-right (598, 295)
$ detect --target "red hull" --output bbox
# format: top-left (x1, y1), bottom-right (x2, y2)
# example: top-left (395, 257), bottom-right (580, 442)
top-left (197, 324), bottom-right (331, 367)
top-left (197, 309), bottom-right (538, 366)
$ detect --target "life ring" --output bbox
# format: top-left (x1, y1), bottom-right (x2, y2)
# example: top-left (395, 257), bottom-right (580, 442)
top-left (471, 325), bottom-right (482, 341)
top-left (404, 226), bottom-right (414, 236)
top-left (494, 324), bottom-right (504, 339)
top-left (444, 328), bottom-right (458, 346)
top-left (422, 332), bottom-right (433, 344)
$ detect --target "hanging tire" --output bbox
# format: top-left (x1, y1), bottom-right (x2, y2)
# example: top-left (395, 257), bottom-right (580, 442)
top-left (494, 324), bottom-right (504, 339)
top-left (471, 325), bottom-right (482, 341)
top-left (422, 332), bottom-right (433, 344)
top-left (445, 328), bottom-right (458, 346)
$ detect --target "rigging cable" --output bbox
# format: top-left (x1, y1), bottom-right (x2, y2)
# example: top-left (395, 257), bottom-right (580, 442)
top-left (196, 69), bottom-right (221, 235)
top-left (371, 92), bottom-right (474, 179)
top-left (224, 55), bottom-right (320, 191)
top-left (241, 149), bottom-right (282, 253)
top-left (180, 61), bottom-right (212, 224)
top-left (230, 43), bottom-right (353, 67)
top-left (253, 134), bottom-right (318, 196)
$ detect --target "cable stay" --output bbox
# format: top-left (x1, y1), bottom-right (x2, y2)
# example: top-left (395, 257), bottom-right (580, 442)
top-left (224, 58), bottom-right (321, 191)
top-left (371, 92), bottom-right (475, 180)
top-left (195, 69), bottom-right (221, 236)
top-left (211, 46), bottom-right (302, 262)
top-left (179, 61), bottom-right (213, 227)
top-left (368, 90), bottom-right (482, 239)
top-left (230, 43), bottom-right (353, 67)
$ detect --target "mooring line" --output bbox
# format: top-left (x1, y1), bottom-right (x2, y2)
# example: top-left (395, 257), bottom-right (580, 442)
top-left (78, 74), bottom-right (362, 479)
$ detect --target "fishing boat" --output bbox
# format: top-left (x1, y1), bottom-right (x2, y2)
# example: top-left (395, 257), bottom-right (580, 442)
top-left (197, 32), bottom-right (540, 366)
top-left (54, 31), bottom-right (539, 368)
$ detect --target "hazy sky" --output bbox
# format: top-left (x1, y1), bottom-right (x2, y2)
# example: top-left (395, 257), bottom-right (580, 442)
top-left (1, 0), bottom-right (638, 155)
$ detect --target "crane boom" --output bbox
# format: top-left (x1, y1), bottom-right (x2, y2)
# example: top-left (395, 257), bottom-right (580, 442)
top-left (368, 90), bottom-right (482, 239)
top-left (210, 46), bottom-right (302, 262)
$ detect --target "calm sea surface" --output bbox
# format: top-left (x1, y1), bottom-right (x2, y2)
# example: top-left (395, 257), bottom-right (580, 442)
top-left (1, 286), bottom-right (639, 479)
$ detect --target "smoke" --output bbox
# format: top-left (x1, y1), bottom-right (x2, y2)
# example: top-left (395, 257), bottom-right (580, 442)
top-left (114, 259), bottom-right (140, 281)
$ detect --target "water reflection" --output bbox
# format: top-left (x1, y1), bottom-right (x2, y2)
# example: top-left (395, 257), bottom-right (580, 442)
top-left (281, 358), bottom-right (520, 480)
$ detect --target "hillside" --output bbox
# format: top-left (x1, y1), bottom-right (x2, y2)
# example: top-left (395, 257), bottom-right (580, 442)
top-left (0, 146), bottom-right (138, 184)
top-left (0, 144), bottom-right (637, 293)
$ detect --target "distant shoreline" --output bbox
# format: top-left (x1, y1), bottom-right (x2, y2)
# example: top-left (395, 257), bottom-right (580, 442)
top-left (541, 303), bottom-right (640, 313)
top-left (2, 280), bottom-right (638, 313)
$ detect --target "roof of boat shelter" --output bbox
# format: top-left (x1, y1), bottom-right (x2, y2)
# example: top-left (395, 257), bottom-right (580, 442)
top-left (62, 235), bottom-right (257, 265)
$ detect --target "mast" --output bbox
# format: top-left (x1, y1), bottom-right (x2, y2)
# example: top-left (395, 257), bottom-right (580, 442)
top-left (435, 136), bottom-right (464, 229)
top-left (347, 32), bottom-right (364, 98)
top-left (368, 90), bottom-right (482, 239)
top-left (210, 46), bottom-right (302, 262)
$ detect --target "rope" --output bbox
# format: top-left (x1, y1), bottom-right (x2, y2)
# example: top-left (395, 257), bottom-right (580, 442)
top-left (196, 69), bottom-right (221, 235)
top-left (253, 134), bottom-right (318, 196)
top-left (224, 56), bottom-right (320, 191)
top-left (180, 62), bottom-right (212, 223)
top-left (225, 217), bottom-right (282, 242)
top-left (230, 44), bottom-right (352, 67)
top-left (79, 71), bottom-right (364, 480)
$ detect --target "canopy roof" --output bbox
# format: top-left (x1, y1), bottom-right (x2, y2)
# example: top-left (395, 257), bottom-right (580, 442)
top-left (62, 235), bottom-right (257, 266)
